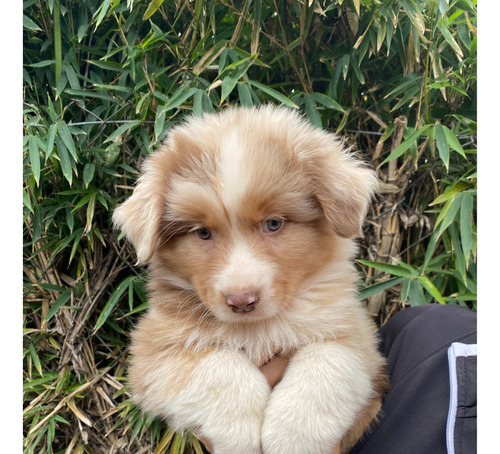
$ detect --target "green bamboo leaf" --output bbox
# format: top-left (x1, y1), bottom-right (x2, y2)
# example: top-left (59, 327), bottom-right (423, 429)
top-left (441, 125), bottom-right (466, 158)
top-left (164, 86), bottom-right (198, 112)
top-left (170, 432), bottom-right (187, 454)
top-left (439, 0), bottom-right (450, 13)
top-left (309, 92), bottom-right (345, 112)
top-left (460, 192), bottom-right (474, 267)
top-left (378, 124), bottom-right (432, 167)
top-left (358, 260), bottom-right (417, 277)
top-left (351, 54), bottom-right (365, 84)
top-left (221, 76), bottom-right (238, 103)
top-left (418, 276), bottom-right (446, 304)
top-left (248, 80), bottom-right (298, 108)
top-left (23, 14), bottom-right (42, 31)
top-left (399, 0), bottom-right (425, 35)
top-left (104, 121), bottom-right (140, 144)
top-left (85, 192), bottom-right (97, 233)
top-left (408, 279), bottom-right (427, 306)
top-left (435, 192), bottom-right (462, 233)
top-left (154, 108), bottom-right (166, 142)
top-left (28, 135), bottom-right (41, 185)
top-left (46, 124), bottom-right (57, 160)
top-left (93, 0), bottom-right (111, 29)
top-left (434, 124), bottom-right (449, 170)
top-left (193, 90), bottom-right (204, 116)
top-left (358, 277), bottom-right (404, 300)
top-left (401, 278), bottom-right (411, 303)
top-left (94, 276), bottom-right (135, 332)
top-left (237, 83), bottom-right (254, 107)
top-left (341, 54), bottom-right (350, 80)
top-left (143, 0), bottom-right (166, 20)
top-left (23, 188), bottom-right (34, 214)
top-left (28, 343), bottom-right (43, 376)
top-left (439, 21), bottom-right (463, 59)
top-left (44, 292), bottom-right (71, 323)
top-left (58, 121), bottom-right (78, 161)
top-left (429, 182), bottom-right (470, 206)
top-left (449, 223), bottom-right (467, 285)
top-left (304, 94), bottom-right (322, 128)
top-left (27, 60), bottom-right (56, 68)
top-left (64, 64), bottom-right (80, 90)
top-left (83, 163), bottom-right (96, 188)
top-left (55, 137), bottom-right (73, 185)
top-left (353, 0), bottom-right (361, 15)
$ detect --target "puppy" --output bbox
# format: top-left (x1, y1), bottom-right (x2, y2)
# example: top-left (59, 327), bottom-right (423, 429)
top-left (113, 106), bottom-right (387, 454)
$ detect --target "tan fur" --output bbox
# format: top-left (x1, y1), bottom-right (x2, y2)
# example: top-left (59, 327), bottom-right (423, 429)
top-left (114, 106), bottom-right (386, 454)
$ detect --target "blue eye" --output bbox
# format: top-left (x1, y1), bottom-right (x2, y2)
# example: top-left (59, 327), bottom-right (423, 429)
top-left (195, 227), bottom-right (212, 240)
top-left (264, 219), bottom-right (284, 233)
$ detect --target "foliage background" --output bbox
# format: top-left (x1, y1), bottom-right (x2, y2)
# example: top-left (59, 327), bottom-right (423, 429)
top-left (23, 0), bottom-right (477, 452)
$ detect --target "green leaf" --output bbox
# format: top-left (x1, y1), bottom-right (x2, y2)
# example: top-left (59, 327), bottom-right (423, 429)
top-left (248, 80), bottom-right (298, 108)
top-left (164, 87), bottom-right (198, 112)
top-left (28, 135), bottom-right (41, 186)
top-left (439, 0), bottom-right (450, 14)
top-left (460, 192), bottom-right (474, 267)
top-left (434, 124), bottom-right (449, 170)
top-left (58, 121), bottom-right (78, 161)
top-left (29, 343), bottom-right (43, 376)
top-left (23, 14), bottom-right (42, 31)
top-left (55, 137), bottom-right (73, 185)
top-left (23, 188), bottom-right (34, 215)
top-left (439, 21), bottom-right (463, 59)
top-left (435, 193), bottom-right (462, 233)
top-left (441, 125), bottom-right (466, 158)
top-left (399, 0), bottom-right (425, 36)
top-left (407, 279), bottom-right (427, 306)
top-left (418, 276), bottom-right (446, 304)
top-left (429, 182), bottom-right (470, 206)
top-left (449, 223), bottom-right (467, 285)
top-left (154, 108), bottom-right (166, 142)
top-left (93, 0), bottom-right (111, 30)
top-left (237, 83), bottom-right (254, 107)
top-left (309, 92), bottom-right (345, 113)
top-left (193, 90), bottom-right (204, 116)
top-left (83, 163), bottom-right (96, 188)
top-left (221, 76), bottom-right (238, 103)
top-left (46, 124), bottom-right (57, 160)
top-left (44, 292), bottom-right (72, 323)
top-left (104, 121), bottom-right (140, 144)
top-left (94, 276), bottom-right (135, 332)
top-left (378, 124), bottom-right (432, 167)
top-left (304, 94), bottom-right (322, 128)
top-left (143, 0), bottom-right (166, 20)
top-left (358, 260), bottom-right (417, 277)
top-left (358, 277), bottom-right (404, 300)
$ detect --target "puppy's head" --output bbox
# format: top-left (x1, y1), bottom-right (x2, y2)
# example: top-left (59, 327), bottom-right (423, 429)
top-left (113, 106), bottom-right (377, 323)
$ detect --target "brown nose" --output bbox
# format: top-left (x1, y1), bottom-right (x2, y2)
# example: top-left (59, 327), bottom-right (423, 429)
top-left (226, 291), bottom-right (260, 313)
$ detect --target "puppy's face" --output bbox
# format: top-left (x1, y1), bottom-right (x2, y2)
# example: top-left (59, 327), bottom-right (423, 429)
top-left (114, 107), bottom-right (377, 324)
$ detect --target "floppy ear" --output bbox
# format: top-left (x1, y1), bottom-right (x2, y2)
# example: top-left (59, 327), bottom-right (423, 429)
top-left (306, 136), bottom-right (378, 239)
top-left (112, 152), bottom-right (168, 265)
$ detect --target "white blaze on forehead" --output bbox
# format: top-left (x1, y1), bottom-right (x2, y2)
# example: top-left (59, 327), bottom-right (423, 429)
top-left (218, 130), bottom-right (252, 213)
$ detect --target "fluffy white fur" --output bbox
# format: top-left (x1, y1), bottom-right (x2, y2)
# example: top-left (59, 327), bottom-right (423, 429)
top-left (113, 106), bottom-right (386, 454)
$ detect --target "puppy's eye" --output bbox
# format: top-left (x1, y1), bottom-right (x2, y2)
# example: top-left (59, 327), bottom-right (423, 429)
top-left (263, 219), bottom-right (284, 233)
top-left (194, 227), bottom-right (212, 240)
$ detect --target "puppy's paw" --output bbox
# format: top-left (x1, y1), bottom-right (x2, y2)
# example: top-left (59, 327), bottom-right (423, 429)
top-left (261, 343), bottom-right (374, 454)
top-left (170, 350), bottom-right (270, 454)
top-left (261, 394), bottom-right (340, 454)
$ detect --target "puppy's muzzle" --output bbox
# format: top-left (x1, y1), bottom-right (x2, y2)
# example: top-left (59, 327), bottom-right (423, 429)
top-left (226, 291), bottom-right (260, 313)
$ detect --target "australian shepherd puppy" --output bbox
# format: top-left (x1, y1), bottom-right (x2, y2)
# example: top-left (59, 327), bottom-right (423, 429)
top-left (113, 106), bottom-right (387, 454)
